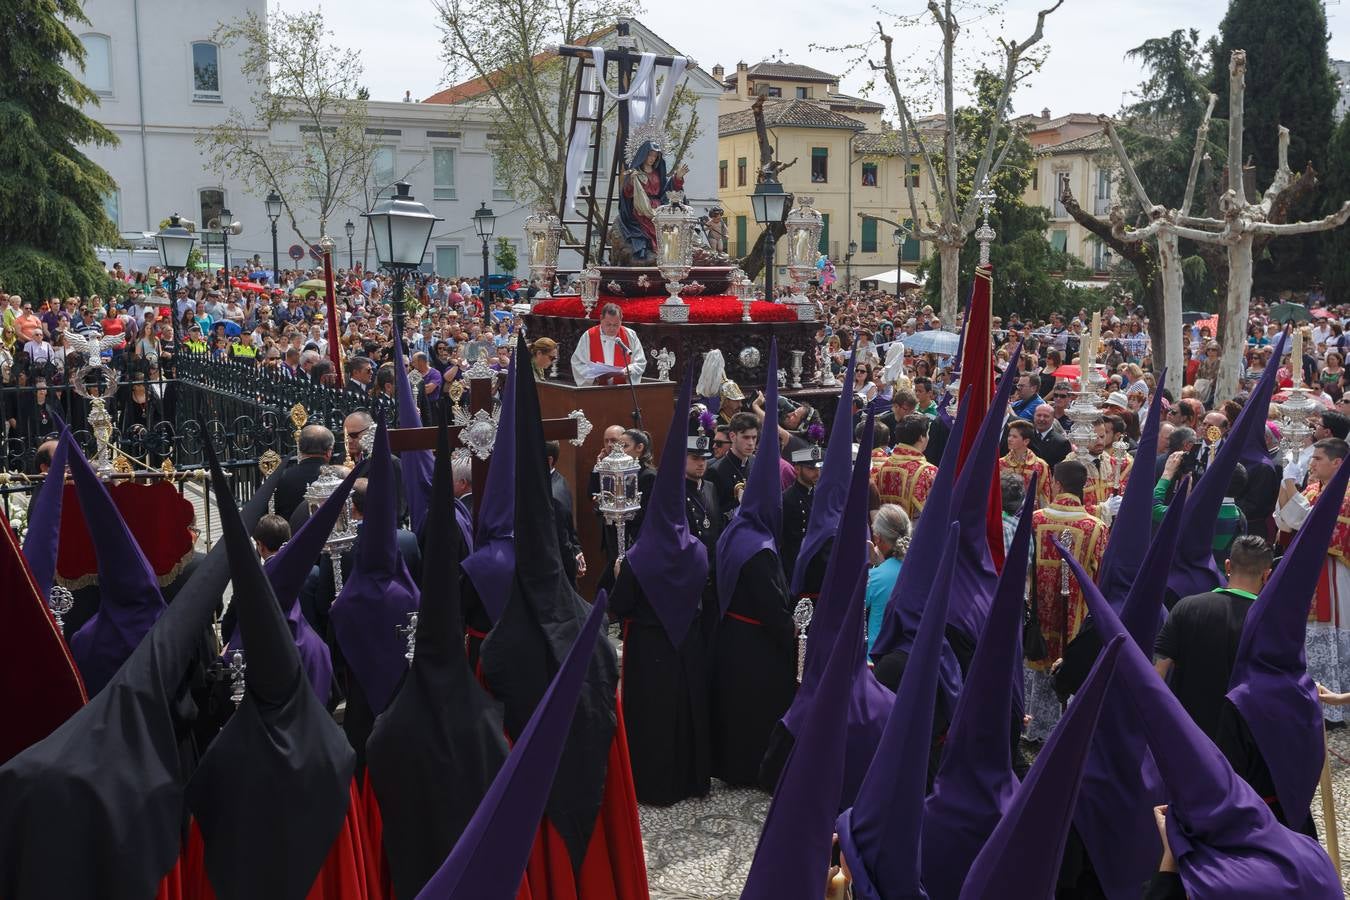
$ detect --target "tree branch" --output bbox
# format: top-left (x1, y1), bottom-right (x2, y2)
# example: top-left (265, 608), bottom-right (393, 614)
top-left (1179, 92), bottom-right (1217, 217)
top-left (1249, 201), bottom-right (1350, 235)
top-left (1100, 117), bottom-right (1155, 211)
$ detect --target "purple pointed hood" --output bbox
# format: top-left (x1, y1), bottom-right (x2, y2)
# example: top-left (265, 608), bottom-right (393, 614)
top-left (1171, 332), bottom-right (1285, 598)
top-left (1096, 374), bottom-right (1166, 605)
top-left (715, 339), bottom-right (783, 615)
top-left (836, 523), bottom-right (958, 900)
top-left (1059, 534), bottom-right (1341, 899)
top-left (780, 414), bottom-right (894, 810)
top-left (392, 318), bottom-right (434, 534)
top-left (625, 365), bottom-right (708, 648)
top-left (959, 635), bottom-right (1125, 900)
top-left (789, 348), bottom-right (858, 594)
top-left (742, 566), bottom-right (867, 900)
top-left (1071, 484), bottom-right (1186, 900)
top-left (330, 415), bottom-right (420, 713)
top-left (869, 355), bottom-right (975, 707)
top-left (412, 591), bottom-right (608, 900)
top-left (227, 466), bottom-right (358, 704)
top-left (22, 425), bottom-right (68, 602)
top-left (461, 355), bottom-right (515, 622)
top-left (921, 476), bottom-right (1037, 900)
top-left (64, 431), bottom-right (167, 695)
top-left (944, 342), bottom-right (1024, 642)
top-left (1227, 449), bottom-right (1350, 830)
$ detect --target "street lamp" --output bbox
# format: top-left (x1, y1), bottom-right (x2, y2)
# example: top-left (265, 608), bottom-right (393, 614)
top-left (219, 207), bottom-right (234, 280)
top-left (363, 181), bottom-right (442, 338)
top-left (750, 181), bottom-right (789, 299)
top-left (265, 191), bottom-right (282, 282)
top-left (846, 239), bottom-right (858, 293)
top-left (473, 202), bottom-right (496, 303)
top-left (344, 219), bottom-right (356, 270)
top-left (154, 213), bottom-right (198, 350)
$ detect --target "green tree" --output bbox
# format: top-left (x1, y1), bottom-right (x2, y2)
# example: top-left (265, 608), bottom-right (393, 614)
top-left (918, 69), bottom-right (1093, 321)
top-left (1321, 113), bottom-right (1350, 298)
top-left (0, 0), bottom-right (119, 300)
top-left (494, 237), bottom-right (518, 274)
top-left (1210, 0), bottom-right (1335, 187)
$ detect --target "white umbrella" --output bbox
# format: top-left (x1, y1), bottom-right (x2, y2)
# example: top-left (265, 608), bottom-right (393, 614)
top-left (868, 268), bottom-right (925, 287)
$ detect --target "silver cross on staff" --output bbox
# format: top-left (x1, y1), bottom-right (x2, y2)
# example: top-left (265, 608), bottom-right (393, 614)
top-left (398, 610), bottom-right (419, 666)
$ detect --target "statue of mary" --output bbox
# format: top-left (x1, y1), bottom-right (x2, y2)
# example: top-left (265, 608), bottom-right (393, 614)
top-left (617, 140), bottom-right (686, 263)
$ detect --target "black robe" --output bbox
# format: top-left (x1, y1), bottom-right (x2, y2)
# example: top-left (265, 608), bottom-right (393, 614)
top-left (1215, 699), bottom-right (1318, 838)
top-left (709, 549), bottom-right (796, 787)
top-left (610, 562), bottom-right (711, 806)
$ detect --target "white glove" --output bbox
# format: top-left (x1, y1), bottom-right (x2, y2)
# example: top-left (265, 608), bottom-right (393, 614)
top-left (1102, 494), bottom-right (1123, 519)
top-left (1284, 460), bottom-right (1305, 483)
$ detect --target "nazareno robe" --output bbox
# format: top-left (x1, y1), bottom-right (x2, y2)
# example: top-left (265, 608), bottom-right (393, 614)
top-left (709, 549), bottom-right (797, 787)
top-left (610, 561), bottom-right (711, 806)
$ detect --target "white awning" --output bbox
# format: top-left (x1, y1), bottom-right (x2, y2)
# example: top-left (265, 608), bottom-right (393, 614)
top-left (867, 268), bottom-right (925, 286)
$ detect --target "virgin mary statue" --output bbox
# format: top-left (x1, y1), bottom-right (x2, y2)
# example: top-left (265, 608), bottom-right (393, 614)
top-left (618, 141), bottom-right (686, 263)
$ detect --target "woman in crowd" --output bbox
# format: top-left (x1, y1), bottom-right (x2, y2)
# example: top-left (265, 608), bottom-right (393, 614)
top-left (865, 503), bottom-right (910, 650)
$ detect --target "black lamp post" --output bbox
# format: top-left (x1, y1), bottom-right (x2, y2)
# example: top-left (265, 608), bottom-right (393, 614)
top-left (219, 207), bottom-right (233, 280)
top-left (265, 192), bottom-right (282, 282)
top-left (846, 239), bottom-right (858, 293)
top-left (155, 213), bottom-right (198, 350)
top-left (363, 182), bottom-right (441, 339)
top-left (473, 202), bottom-right (496, 303)
top-left (750, 181), bottom-right (789, 299)
top-left (892, 227), bottom-right (906, 303)
top-left (344, 219), bottom-right (356, 270)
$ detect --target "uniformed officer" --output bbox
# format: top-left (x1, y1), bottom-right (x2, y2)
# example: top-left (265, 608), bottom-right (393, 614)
top-left (685, 416), bottom-right (722, 551)
top-left (779, 442), bottom-right (822, 580)
top-left (707, 411), bottom-right (758, 523)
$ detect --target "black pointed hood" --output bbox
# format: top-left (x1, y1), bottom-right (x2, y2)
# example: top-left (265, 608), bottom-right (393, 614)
top-left (185, 443), bottom-right (355, 900)
top-left (478, 333), bottom-right (620, 874)
top-left (0, 462), bottom-right (287, 900)
top-left (367, 411), bottom-right (510, 900)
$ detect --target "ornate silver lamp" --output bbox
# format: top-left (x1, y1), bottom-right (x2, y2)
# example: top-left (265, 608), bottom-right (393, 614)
top-left (653, 192), bottom-right (698, 322)
top-left (730, 267), bottom-right (754, 323)
top-left (578, 266), bottom-right (602, 318)
top-left (523, 208), bottom-right (562, 302)
top-left (592, 444), bottom-right (643, 567)
top-left (1066, 390), bottom-right (1104, 466)
top-left (1278, 387), bottom-right (1320, 456)
top-left (304, 467), bottom-right (359, 593)
top-left (792, 598), bottom-right (813, 682)
top-left (784, 197), bottom-right (823, 322)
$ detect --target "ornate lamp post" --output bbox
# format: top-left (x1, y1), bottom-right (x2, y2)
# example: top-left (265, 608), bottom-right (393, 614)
top-left (344, 219), bottom-right (356, 270)
top-left (783, 196), bottom-right (823, 321)
top-left (523, 208), bottom-right (562, 303)
top-left (845, 239), bottom-right (857, 293)
top-left (593, 443), bottom-right (643, 567)
top-left (891, 226), bottom-right (907, 303)
top-left (363, 181), bottom-right (441, 339)
top-left (473, 201), bottom-right (496, 303)
top-left (265, 191), bottom-right (282, 280)
top-left (218, 207), bottom-right (236, 279)
top-left (653, 192), bottom-right (698, 322)
top-left (750, 181), bottom-right (789, 299)
top-left (154, 213), bottom-right (197, 349)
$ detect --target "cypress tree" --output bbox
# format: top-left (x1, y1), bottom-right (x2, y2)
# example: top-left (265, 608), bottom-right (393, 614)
top-left (1210, 0), bottom-right (1336, 187)
top-left (0, 0), bottom-right (119, 300)
top-left (1320, 113), bottom-right (1350, 299)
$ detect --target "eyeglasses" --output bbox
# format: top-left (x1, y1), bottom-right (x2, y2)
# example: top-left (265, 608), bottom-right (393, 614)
top-left (345, 428), bottom-right (369, 440)
top-left (713, 439), bottom-right (732, 447)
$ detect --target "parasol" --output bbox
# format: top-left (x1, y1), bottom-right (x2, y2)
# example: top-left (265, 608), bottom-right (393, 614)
top-left (291, 279), bottom-right (329, 298)
top-left (900, 330), bottom-right (960, 357)
top-left (1269, 301), bottom-right (1312, 325)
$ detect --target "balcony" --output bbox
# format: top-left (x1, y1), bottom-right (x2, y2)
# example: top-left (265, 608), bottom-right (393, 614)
top-left (1093, 196), bottom-right (1113, 216)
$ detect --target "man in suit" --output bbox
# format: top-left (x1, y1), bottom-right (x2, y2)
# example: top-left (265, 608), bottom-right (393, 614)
top-left (1030, 403), bottom-right (1072, 469)
top-left (273, 424), bottom-right (335, 521)
top-left (546, 440), bottom-right (585, 585)
top-left (341, 409), bottom-right (407, 522)
top-left (344, 356), bottom-right (374, 401)
top-left (877, 389), bottom-right (918, 450)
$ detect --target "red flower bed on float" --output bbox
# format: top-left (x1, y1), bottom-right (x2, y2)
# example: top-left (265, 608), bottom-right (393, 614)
top-left (530, 294), bottom-right (798, 324)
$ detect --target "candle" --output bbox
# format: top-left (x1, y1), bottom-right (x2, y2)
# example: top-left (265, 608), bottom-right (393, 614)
top-left (1292, 328), bottom-right (1304, 387)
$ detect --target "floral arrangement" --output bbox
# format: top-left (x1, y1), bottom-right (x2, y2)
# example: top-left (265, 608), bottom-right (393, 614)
top-left (530, 295), bottom-right (797, 324)
top-left (805, 422), bottom-right (826, 444)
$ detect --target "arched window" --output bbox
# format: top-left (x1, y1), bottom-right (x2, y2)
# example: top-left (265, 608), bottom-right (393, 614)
top-left (191, 42), bottom-right (221, 101)
top-left (80, 34), bottom-right (112, 95)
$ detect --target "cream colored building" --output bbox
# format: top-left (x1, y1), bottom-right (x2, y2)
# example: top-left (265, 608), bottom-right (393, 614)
top-left (714, 60), bottom-right (939, 289)
top-left (1018, 111), bottom-right (1118, 274)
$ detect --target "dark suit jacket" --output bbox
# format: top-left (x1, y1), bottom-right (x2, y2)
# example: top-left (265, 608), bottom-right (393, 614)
top-left (273, 456), bottom-right (328, 521)
top-left (1031, 426), bottom-right (1072, 469)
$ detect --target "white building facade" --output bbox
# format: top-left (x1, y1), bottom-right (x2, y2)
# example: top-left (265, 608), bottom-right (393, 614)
top-left (68, 7), bottom-right (722, 279)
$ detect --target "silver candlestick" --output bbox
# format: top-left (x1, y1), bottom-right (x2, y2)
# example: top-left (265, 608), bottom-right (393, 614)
top-left (790, 350), bottom-right (805, 389)
top-left (792, 598), bottom-right (814, 683)
top-left (228, 649), bottom-right (247, 708)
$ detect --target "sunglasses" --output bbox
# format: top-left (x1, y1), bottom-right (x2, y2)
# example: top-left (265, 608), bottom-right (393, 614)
top-left (713, 440), bottom-right (732, 447)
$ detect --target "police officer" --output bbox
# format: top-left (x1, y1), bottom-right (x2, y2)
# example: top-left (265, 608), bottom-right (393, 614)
top-left (779, 441), bottom-right (822, 581)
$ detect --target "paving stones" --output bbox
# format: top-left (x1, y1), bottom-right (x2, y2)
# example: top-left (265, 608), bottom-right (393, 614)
top-left (641, 781), bottom-right (768, 900)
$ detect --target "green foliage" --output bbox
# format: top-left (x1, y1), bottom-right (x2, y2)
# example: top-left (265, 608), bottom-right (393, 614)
top-left (1210, 0), bottom-right (1335, 186)
top-left (494, 237), bottom-right (518, 274)
top-left (0, 0), bottom-right (119, 300)
top-left (1321, 114), bottom-right (1350, 300)
top-left (920, 69), bottom-right (1095, 319)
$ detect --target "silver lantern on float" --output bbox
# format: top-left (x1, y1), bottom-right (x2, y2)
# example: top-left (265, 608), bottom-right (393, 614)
top-left (783, 197), bottom-right (823, 322)
top-left (653, 192), bottom-right (698, 322)
top-left (578, 266), bottom-right (602, 318)
top-left (523, 209), bottom-right (562, 303)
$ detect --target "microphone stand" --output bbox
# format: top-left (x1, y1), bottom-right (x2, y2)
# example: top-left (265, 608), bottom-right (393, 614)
top-left (617, 335), bottom-right (644, 429)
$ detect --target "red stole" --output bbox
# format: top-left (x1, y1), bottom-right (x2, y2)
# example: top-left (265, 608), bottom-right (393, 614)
top-left (587, 327), bottom-right (631, 386)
